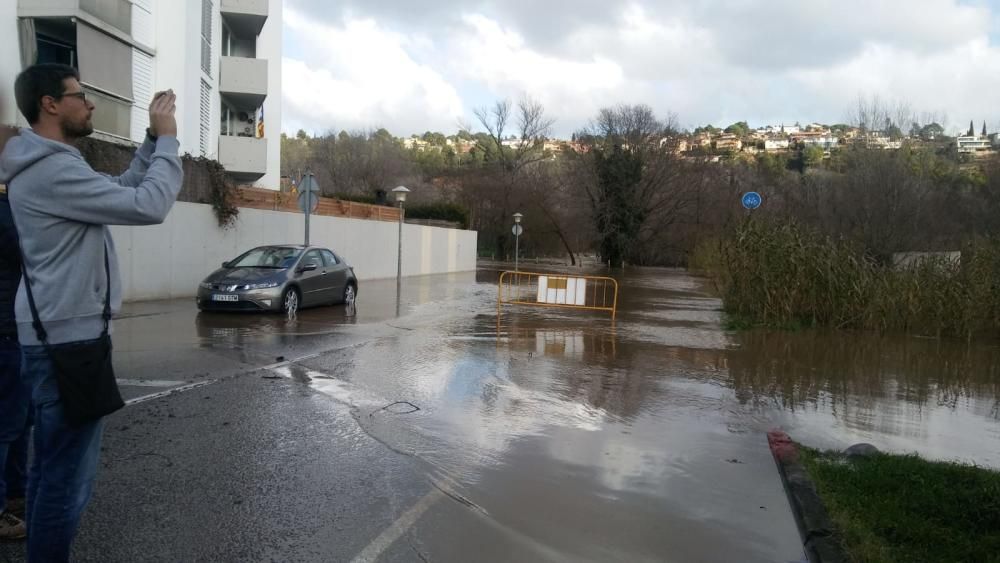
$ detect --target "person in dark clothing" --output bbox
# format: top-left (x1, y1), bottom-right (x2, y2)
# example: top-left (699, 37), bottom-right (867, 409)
top-left (0, 184), bottom-right (29, 540)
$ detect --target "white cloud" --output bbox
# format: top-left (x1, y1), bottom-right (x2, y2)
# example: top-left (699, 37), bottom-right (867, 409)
top-left (791, 38), bottom-right (1000, 132)
top-left (281, 0), bottom-right (1000, 137)
top-left (281, 8), bottom-right (465, 136)
top-left (450, 14), bottom-right (633, 129)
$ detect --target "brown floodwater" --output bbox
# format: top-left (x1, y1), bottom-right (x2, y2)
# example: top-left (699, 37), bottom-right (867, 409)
top-left (177, 266), bottom-right (1000, 561)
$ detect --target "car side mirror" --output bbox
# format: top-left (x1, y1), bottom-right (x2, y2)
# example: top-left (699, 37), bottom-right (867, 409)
top-left (222, 261), bottom-right (231, 268)
top-left (298, 262), bottom-right (318, 273)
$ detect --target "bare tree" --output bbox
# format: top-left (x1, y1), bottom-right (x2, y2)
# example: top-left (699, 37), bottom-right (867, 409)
top-left (519, 162), bottom-right (594, 265)
top-left (470, 97), bottom-right (555, 259)
top-left (574, 104), bottom-right (698, 266)
top-left (304, 129), bottom-right (413, 199)
top-left (850, 95), bottom-right (923, 141)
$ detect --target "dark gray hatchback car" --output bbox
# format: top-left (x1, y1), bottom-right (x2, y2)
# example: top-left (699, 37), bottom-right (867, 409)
top-left (196, 245), bottom-right (358, 313)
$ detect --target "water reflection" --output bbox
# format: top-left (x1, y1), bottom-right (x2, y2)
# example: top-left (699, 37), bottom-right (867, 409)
top-left (726, 329), bottom-right (1000, 420)
top-left (275, 266), bottom-right (1000, 560)
top-left (299, 280), bottom-right (805, 561)
top-left (194, 306), bottom-right (355, 344)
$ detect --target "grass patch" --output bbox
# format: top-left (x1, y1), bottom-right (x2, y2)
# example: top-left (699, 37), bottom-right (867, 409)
top-left (799, 447), bottom-right (1000, 562)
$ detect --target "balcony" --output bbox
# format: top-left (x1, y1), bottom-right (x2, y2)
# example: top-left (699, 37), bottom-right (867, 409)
top-left (19, 0), bottom-right (131, 35)
top-left (219, 56), bottom-right (268, 108)
top-left (219, 135), bottom-right (267, 182)
top-left (220, 0), bottom-right (268, 37)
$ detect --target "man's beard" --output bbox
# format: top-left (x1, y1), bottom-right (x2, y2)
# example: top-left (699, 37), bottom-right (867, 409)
top-left (61, 116), bottom-right (94, 140)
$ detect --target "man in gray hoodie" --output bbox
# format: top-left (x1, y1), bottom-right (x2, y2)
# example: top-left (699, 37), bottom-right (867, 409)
top-left (0, 63), bottom-right (182, 562)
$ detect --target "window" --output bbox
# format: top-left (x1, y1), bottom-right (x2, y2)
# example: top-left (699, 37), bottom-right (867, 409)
top-left (302, 250), bottom-right (323, 268)
top-left (220, 103), bottom-right (230, 136)
top-left (77, 23), bottom-right (133, 99)
top-left (200, 0), bottom-right (212, 75)
top-left (37, 35), bottom-right (76, 66)
top-left (35, 19), bottom-right (78, 67)
top-left (131, 49), bottom-right (154, 142)
top-left (86, 88), bottom-right (131, 139)
top-left (221, 23), bottom-right (231, 57)
top-left (199, 80), bottom-right (211, 156)
top-left (321, 250), bottom-right (339, 266)
top-left (232, 247), bottom-right (302, 268)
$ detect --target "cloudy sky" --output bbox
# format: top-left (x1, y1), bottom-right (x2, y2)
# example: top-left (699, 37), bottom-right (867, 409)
top-left (281, 0), bottom-right (1000, 138)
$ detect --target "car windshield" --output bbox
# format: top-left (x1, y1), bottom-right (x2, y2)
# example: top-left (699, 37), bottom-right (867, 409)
top-left (231, 247), bottom-right (302, 268)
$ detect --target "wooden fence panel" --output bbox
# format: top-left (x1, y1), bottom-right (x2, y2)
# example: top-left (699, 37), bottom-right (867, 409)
top-left (235, 188), bottom-right (401, 223)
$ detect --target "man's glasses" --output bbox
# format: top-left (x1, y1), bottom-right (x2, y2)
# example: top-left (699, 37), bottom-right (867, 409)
top-left (59, 92), bottom-right (88, 102)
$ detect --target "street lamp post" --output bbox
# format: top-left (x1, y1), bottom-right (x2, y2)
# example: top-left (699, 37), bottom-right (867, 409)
top-left (392, 186), bottom-right (410, 307)
top-left (512, 212), bottom-right (523, 271)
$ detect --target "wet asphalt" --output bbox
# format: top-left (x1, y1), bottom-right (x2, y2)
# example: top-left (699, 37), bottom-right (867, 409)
top-left (3, 265), bottom-right (999, 562)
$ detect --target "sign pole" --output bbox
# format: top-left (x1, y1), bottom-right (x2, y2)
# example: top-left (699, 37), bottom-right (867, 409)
top-left (514, 230), bottom-right (520, 272)
top-left (304, 189), bottom-right (311, 246)
top-left (298, 172), bottom-right (319, 246)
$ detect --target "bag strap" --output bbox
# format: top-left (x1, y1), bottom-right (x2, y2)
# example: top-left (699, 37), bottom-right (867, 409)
top-left (6, 146), bottom-right (113, 344)
top-left (18, 240), bottom-right (111, 345)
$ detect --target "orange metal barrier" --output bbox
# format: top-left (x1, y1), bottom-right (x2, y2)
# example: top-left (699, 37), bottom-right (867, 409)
top-left (497, 271), bottom-right (619, 319)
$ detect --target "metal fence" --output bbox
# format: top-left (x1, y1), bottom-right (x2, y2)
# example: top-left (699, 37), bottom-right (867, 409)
top-left (497, 271), bottom-right (619, 319)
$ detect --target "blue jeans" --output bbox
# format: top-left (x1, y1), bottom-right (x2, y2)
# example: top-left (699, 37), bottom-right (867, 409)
top-left (21, 344), bottom-right (105, 563)
top-left (0, 336), bottom-right (30, 511)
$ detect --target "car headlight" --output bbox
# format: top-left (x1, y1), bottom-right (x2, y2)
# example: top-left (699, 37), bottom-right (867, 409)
top-left (199, 282), bottom-right (212, 289)
top-left (245, 282), bottom-right (280, 290)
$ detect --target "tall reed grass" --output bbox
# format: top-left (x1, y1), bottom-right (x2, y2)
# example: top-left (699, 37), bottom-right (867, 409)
top-left (697, 220), bottom-right (1000, 339)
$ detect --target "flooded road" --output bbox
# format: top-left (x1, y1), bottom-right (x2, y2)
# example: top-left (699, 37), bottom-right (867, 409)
top-left (10, 266), bottom-right (997, 562)
top-left (292, 266), bottom-right (999, 561)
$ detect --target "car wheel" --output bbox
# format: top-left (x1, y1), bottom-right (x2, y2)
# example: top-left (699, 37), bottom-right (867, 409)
top-left (342, 282), bottom-right (356, 305)
top-left (282, 287), bottom-right (300, 314)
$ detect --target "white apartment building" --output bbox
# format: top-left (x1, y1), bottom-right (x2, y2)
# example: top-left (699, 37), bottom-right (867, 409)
top-left (0, 0), bottom-right (282, 188)
top-left (957, 135), bottom-right (992, 154)
top-left (764, 139), bottom-right (789, 151)
top-left (801, 136), bottom-right (838, 149)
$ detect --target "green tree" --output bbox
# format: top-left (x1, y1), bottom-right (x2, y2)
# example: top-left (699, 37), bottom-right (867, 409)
top-left (886, 122), bottom-right (904, 140)
top-left (575, 104), bottom-right (696, 266)
top-left (724, 121), bottom-right (750, 138)
top-left (421, 131), bottom-right (447, 146)
top-left (593, 146), bottom-right (644, 265)
top-left (803, 145), bottom-right (825, 168)
top-left (280, 131), bottom-right (312, 178)
top-left (694, 124), bottom-right (721, 135)
top-left (756, 152), bottom-right (787, 181)
top-left (920, 123), bottom-right (944, 140)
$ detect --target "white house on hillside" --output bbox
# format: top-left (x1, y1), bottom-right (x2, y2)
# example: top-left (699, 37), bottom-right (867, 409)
top-left (957, 135), bottom-right (993, 154)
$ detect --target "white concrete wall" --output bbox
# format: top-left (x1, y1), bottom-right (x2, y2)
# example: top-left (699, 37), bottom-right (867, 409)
top-left (111, 202), bottom-right (478, 302)
top-left (152, 0), bottom-right (199, 155)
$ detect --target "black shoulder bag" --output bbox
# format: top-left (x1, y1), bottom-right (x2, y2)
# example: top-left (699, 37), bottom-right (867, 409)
top-left (20, 247), bottom-right (125, 426)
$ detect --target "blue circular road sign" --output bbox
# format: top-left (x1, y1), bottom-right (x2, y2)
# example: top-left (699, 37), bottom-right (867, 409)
top-left (742, 191), bottom-right (762, 210)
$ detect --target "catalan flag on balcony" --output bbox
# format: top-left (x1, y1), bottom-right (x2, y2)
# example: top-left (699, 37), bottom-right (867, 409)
top-left (256, 106), bottom-right (265, 138)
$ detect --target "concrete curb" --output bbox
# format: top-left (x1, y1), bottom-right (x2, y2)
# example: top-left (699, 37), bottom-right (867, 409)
top-left (767, 430), bottom-right (849, 563)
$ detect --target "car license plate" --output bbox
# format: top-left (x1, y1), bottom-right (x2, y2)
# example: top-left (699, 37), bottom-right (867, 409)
top-left (212, 294), bottom-right (239, 302)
